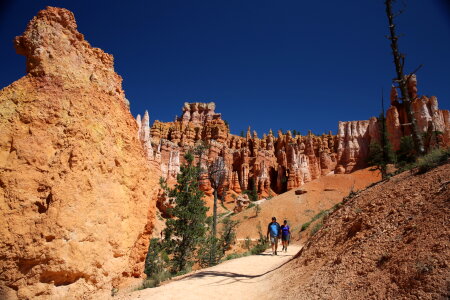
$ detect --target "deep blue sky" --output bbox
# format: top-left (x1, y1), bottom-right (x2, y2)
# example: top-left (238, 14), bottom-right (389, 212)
top-left (1, 1), bottom-right (449, 135)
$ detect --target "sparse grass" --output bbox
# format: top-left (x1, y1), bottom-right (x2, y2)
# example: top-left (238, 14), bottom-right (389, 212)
top-left (301, 210), bottom-right (329, 232)
top-left (220, 201), bottom-right (229, 211)
top-left (415, 261), bottom-right (434, 274)
top-left (222, 240), bottom-right (267, 261)
top-left (301, 222), bottom-right (311, 232)
top-left (224, 252), bottom-right (250, 261)
top-left (156, 210), bottom-right (163, 221)
top-left (396, 147), bottom-right (450, 174)
top-left (244, 236), bottom-right (251, 250)
top-left (331, 202), bottom-right (342, 211)
top-left (223, 225), bottom-right (268, 262)
top-left (310, 222), bottom-right (323, 237)
top-left (138, 278), bottom-right (159, 290)
top-left (415, 148), bottom-right (450, 174)
top-left (138, 269), bottom-right (172, 290)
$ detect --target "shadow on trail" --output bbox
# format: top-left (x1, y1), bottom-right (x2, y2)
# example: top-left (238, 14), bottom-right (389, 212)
top-left (258, 252), bottom-right (291, 257)
top-left (181, 253), bottom-right (295, 286)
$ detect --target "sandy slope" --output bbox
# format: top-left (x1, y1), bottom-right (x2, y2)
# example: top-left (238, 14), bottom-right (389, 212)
top-left (232, 168), bottom-right (380, 239)
top-left (116, 245), bottom-right (301, 300)
top-left (270, 163), bottom-right (450, 299)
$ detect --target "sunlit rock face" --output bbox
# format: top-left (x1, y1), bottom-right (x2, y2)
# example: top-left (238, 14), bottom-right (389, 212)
top-left (0, 7), bottom-right (160, 299)
top-left (137, 103), bottom-right (342, 198)
top-left (137, 76), bottom-right (449, 195)
top-left (388, 75), bottom-right (450, 151)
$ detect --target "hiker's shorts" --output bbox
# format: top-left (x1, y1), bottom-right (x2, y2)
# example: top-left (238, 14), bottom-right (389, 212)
top-left (270, 236), bottom-right (278, 244)
top-left (282, 234), bottom-right (290, 241)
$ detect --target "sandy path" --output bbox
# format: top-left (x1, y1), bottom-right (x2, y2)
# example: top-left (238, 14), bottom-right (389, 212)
top-left (117, 245), bottom-right (301, 300)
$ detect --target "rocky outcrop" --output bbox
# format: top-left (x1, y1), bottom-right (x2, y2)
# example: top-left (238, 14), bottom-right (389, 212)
top-left (136, 76), bottom-right (449, 198)
top-left (388, 76), bottom-right (450, 151)
top-left (335, 120), bottom-right (373, 174)
top-left (0, 7), bottom-right (160, 299)
top-left (233, 194), bottom-right (251, 213)
top-left (137, 104), bottom-right (342, 199)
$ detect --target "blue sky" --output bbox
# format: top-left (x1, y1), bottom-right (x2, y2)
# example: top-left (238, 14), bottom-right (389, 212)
top-left (1, 1), bottom-right (449, 136)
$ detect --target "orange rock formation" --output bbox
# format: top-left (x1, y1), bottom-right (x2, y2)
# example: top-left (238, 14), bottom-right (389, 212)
top-left (137, 104), bottom-right (343, 199)
top-left (137, 89), bottom-right (449, 198)
top-left (0, 7), bottom-right (160, 299)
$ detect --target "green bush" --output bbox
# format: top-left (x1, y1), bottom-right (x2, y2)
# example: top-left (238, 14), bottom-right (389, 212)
top-left (143, 238), bottom-right (171, 288)
top-left (198, 217), bottom-right (239, 267)
top-left (301, 221), bottom-right (311, 232)
top-left (396, 136), bottom-right (416, 166)
top-left (250, 223), bottom-right (268, 255)
top-left (250, 242), bottom-right (267, 255)
top-left (225, 253), bottom-right (243, 260)
top-left (415, 148), bottom-right (450, 173)
top-left (243, 189), bottom-right (258, 202)
top-left (244, 237), bottom-right (252, 250)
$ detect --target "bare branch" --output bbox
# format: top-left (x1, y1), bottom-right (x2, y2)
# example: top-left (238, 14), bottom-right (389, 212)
top-left (208, 157), bottom-right (227, 190)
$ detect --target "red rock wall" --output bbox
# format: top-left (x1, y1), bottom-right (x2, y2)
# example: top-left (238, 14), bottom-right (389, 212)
top-left (388, 75), bottom-right (450, 151)
top-left (137, 84), bottom-right (449, 198)
top-left (138, 104), bottom-right (342, 198)
top-left (0, 7), bottom-right (160, 299)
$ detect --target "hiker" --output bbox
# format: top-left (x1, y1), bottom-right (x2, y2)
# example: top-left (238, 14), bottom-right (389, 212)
top-left (280, 220), bottom-right (291, 252)
top-left (266, 217), bottom-right (281, 255)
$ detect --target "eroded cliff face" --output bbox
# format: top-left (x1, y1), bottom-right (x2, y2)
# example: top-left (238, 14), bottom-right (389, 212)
top-left (136, 103), bottom-right (341, 199)
top-left (388, 75), bottom-right (450, 150)
top-left (0, 7), bottom-right (160, 299)
top-left (136, 76), bottom-right (449, 198)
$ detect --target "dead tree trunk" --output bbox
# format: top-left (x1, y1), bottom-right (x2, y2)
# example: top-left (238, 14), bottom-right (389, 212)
top-left (385, 0), bottom-right (425, 155)
top-left (207, 156), bottom-right (226, 265)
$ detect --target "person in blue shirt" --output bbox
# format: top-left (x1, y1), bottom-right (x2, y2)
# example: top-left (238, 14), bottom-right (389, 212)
top-left (266, 217), bottom-right (281, 255)
top-left (280, 220), bottom-right (291, 252)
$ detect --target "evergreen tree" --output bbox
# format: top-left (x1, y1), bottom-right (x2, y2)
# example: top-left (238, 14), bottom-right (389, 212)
top-left (163, 152), bottom-right (208, 273)
top-left (368, 90), bottom-right (395, 179)
top-left (241, 178), bottom-right (258, 202)
top-left (144, 238), bottom-right (170, 286)
top-left (396, 135), bottom-right (416, 166)
top-left (368, 113), bottom-right (396, 179)
top-left (197, 217), bottom-right (239, 267)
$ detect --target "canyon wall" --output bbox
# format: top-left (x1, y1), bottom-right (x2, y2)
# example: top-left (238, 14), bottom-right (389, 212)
top-left (138, 103), bottom-right (347, 199)
top-left (0, 7), bottom-right (160, 299)
top-left (137, 77), bottom-right (449, 198)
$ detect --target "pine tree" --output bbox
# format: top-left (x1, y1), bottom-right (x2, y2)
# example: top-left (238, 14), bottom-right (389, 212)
top-left (396, 135), bottom-right (416, 166)
top-left (368, 113), bottom-right (396, 179)
top-left (197, 217), bottom-right (239, 267)
top-left (163, 152), bottom-right (208, 273)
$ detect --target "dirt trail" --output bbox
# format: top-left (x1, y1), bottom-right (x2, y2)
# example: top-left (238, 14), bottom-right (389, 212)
top-left (117, 245), bottom-right (301, 300)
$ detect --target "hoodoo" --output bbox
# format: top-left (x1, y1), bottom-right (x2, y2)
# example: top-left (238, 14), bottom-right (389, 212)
top-left (136, 89), bottom-right (449, 198)
top-left (0, 7), bottom-right (160, 299)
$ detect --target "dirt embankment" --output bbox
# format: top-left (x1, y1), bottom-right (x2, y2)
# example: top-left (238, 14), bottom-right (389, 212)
top-left (231, 168), bottom-right (380, 240)
top-left (269, 163), bottom-right (450, 300)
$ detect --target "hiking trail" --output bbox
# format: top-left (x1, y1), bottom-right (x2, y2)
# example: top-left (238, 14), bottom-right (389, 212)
top-left (117, 245), bottom-right (301, 300)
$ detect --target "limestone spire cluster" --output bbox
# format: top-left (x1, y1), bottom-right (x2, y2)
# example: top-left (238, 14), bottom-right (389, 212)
top-left (136, 81), bottom-right (450, 199)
